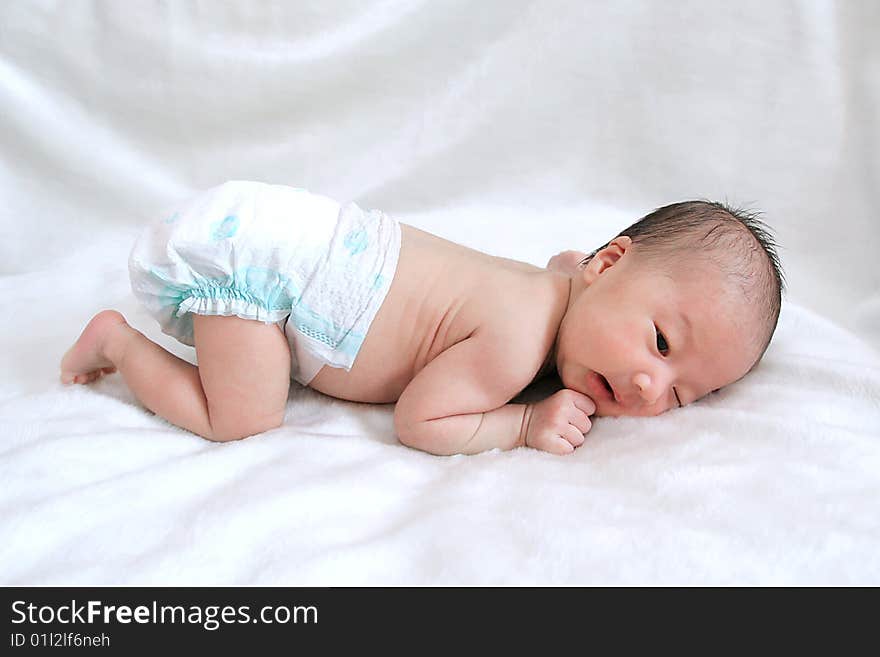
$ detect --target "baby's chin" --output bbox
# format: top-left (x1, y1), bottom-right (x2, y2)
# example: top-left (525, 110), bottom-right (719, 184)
top-left (559, 372), bottom-right (668, 418)
top-left (592, 404), bottom-right (614, 418)
top-left (594, 404), bottom-right (662, 418)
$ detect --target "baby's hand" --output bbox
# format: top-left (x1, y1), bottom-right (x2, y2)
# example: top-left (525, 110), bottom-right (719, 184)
top-left (546, 250), bottom-right (587, 276)
top-left (523, 389), bottom-right (596, 455)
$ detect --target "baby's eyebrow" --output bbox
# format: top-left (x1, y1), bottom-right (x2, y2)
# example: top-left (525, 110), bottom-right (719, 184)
top-left (679, 311), bottom-right (693, 343)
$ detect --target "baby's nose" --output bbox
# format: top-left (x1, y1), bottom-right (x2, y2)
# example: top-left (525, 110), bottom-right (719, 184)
top-left (632, 373), bottom-right (662, 405)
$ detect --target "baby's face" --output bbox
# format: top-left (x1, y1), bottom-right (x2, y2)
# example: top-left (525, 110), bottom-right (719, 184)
top-left (554, 238), bottom-right (759, 417)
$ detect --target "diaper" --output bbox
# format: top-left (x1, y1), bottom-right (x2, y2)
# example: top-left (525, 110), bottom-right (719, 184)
top-left (128, 180), bottom-right (401, 385)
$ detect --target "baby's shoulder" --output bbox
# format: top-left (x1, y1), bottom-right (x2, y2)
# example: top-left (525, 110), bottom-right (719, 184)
top-left (469, 283), bottom-right (556, 390)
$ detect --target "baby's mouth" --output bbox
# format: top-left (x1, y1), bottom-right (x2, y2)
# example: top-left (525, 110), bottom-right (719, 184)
top-left (597, 372), bottom-right (620, 403)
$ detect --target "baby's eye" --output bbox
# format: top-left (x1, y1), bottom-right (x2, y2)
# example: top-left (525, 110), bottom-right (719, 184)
top-left (655, 325), bottom-right (669, 355)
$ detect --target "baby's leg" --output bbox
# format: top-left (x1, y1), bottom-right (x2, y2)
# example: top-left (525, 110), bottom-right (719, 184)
top-left (61, 310), bottom-right (290, 441)
top-left (191, 313), bottom-right (291, 441)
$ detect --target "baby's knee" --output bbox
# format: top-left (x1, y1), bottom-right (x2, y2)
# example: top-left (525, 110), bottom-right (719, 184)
top-left (206, 409), bottom-right (285, 443)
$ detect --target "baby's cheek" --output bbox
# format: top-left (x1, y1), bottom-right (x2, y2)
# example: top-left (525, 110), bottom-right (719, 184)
top-left (592, 325), bottom-right (629, 357)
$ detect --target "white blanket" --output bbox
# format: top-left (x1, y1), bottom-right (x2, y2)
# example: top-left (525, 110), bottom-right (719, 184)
top-left (2, 1), bottom-right (879, 585)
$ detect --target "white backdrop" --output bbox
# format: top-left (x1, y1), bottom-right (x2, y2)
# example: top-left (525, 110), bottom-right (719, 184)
top-left (2, 1), bottom-right (879, 585)
top-left (2, 1), bottom-right (878, 345)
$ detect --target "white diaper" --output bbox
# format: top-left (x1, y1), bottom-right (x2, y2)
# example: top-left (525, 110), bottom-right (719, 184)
top-left (128, 180), bottom-right (401, 385)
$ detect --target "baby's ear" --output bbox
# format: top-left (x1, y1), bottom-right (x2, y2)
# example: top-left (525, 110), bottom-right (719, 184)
top-left (584, 236), bottom-right (632, 279)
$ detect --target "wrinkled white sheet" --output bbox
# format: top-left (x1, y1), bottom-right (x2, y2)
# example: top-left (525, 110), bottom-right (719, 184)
top-left (1, 1), bottom-right (879, 585)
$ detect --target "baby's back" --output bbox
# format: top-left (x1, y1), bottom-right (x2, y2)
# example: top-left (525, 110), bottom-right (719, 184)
top-left (307, 223), bottom-right (561, 404)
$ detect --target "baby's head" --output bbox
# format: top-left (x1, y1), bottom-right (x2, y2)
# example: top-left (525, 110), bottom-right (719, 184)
top-left (555, 200), bottom-right (785, 417)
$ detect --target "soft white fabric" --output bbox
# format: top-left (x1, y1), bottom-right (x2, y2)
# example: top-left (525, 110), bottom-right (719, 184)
top-left (1, 1), bottom-right (879, 585)
top-left (128, 180), bottom-right (401, 384)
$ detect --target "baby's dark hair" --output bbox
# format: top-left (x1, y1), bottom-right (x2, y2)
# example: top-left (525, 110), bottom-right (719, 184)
top-left (580, 200), bottom-right (786, 362)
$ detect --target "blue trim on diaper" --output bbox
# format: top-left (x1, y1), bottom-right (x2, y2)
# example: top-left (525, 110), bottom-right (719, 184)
top-left (147, 265), bottom-right (365, 358)
top-left (343, 227), bottom-right (369, 256)
top-left (151, 266), bottom-right (296, 312)
top-left (288, 305), bottom-right (364, 359)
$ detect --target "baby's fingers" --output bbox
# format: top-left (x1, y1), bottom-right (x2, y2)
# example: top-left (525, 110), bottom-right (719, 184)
top-left (567, 410), bottom-right (592, 435)
top-left (567, 390), bottom-right (596, 416)
top-left (546, 250), bottom-right (587, 274)
top-left (562, 424), bottom-right (586, 449)
top-left (549, 436), bottom-right (575, 455)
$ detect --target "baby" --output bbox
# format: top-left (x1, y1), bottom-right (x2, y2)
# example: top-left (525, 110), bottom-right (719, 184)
top-left (60, 181), bottom-right (784, 455)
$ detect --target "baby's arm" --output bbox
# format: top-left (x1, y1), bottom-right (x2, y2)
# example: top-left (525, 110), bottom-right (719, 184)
top-left (394, 331), bottom-right (594, 455)
top-left (394, 332), bottom-right (528, 455)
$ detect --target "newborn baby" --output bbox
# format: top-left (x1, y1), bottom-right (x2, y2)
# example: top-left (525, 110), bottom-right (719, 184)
top-left (60, 181), bottom-right (784, 455)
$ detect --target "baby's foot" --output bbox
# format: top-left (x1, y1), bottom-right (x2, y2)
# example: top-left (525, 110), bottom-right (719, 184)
top-left (60, 310), bottom-right (129, 385)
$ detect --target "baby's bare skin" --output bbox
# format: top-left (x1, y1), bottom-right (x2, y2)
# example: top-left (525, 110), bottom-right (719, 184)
top-left (61, 222), bottom-right (575, 452)
top-left (306, 223), bottom-right (570, 405)
top-left (62, 223), bottom-right (758, 456)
